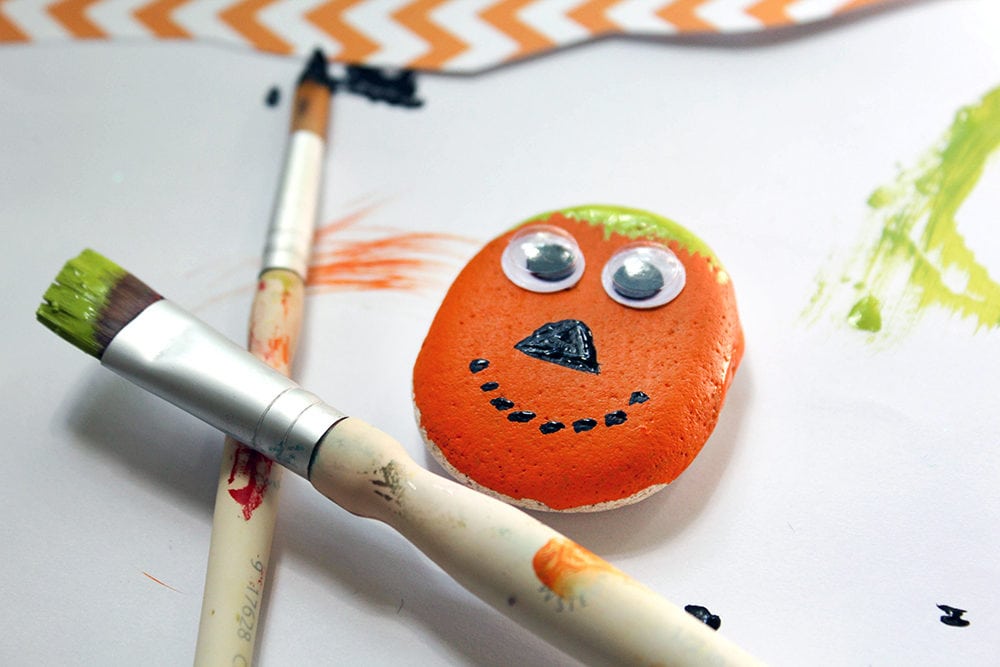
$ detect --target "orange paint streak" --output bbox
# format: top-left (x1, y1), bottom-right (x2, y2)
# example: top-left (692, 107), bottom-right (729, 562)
top-left (532, 538), bottom-right (619, 599)
top-left (658, 0), bottom-right (715, 32)
top-left (267, 335), bottom-right (291, 366)
top-left (307, 212), bottom-right (475, 293)
top-left (142, 571), bottom-right (182, 593)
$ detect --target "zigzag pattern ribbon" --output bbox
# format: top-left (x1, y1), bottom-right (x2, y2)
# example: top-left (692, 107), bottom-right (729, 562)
top-left (0, 0), bottom-right (889, 72)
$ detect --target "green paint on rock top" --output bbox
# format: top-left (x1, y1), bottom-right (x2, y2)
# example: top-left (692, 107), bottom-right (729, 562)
top-left (522, 204), bottom-right (724, 271)
top-left (36, 249), bottom-right (126, 358)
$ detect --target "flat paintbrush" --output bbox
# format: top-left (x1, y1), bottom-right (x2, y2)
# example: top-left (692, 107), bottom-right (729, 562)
top-left (194, 48), bottom-right (334, 667)
top-left (37, 249), bottom-right (765, 667)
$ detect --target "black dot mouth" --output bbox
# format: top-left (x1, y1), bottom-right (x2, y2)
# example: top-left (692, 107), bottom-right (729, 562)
top-left (469, 358), bottom-right (648, 435)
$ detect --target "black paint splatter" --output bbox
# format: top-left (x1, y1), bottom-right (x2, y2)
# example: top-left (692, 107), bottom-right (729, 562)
top-left (629, 391), bottom-right (650, 405)
top-left (508, 411), bottom-right (536, 422)
top-left (470, 359), bottom-right (490, 373)
top-left (344, 66), bottom-right (424, 108)
top-left (480, 381), bottom-right (499, 391)
top-left (490, 397), bottom-right (515, 411)
top-left (264, 86), bottom-right (281, 107)
top-left (604, 411), bottom-right (627, 426)
top-left (937, 604), bottom-right (970, 627)
top-left (572, 418), bottom-right (597, 433)
top-left (540, 421), bottom-right (565, 434)
top-left (684, 605), bottom-right (721, 630)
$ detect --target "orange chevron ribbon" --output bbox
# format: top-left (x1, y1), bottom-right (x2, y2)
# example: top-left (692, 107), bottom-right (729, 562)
top-left (306, 0), bottom-right (380, 63)
top-left (133, 0), bottom-right (191, 38)
top-left (0, 0), bottom-right (899, 73)
top-left (480, 0), bottom-right (555, 61)
top-left (48, 0), bottom-right (106, 38)
top-left (394, 0), bottom-right (468, 70)
top-left (220, 0), bottom-right (293, 53)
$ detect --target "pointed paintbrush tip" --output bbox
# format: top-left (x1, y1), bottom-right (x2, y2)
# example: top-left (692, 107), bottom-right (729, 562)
top-left (298, 48), bottom-right (336, 91)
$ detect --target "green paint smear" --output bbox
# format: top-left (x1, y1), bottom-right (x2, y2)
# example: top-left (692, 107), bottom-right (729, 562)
top-left (36, 248), bottom-right (125, 358)
top-left (524, 204), bottom-right (724, 271)
top-left (808, 85), bottom-right (1000, 338)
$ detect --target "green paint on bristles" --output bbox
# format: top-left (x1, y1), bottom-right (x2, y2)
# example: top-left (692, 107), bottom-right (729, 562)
top-left (524, 204), bottom-right (724, 271)
top-left (36, 249), bottom-right (126, 358)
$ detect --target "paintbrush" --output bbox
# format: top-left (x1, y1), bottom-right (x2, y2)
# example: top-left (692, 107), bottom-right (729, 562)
top-left (192, 48), bottom-right (335, 666)
top-left (37, 249), bottom-right (765, 667)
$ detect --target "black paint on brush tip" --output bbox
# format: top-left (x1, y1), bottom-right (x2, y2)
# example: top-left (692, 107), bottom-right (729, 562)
top-left (684, 605), bottom-right (721, 630)
top-left (299, 48), bottom-right (338, 91)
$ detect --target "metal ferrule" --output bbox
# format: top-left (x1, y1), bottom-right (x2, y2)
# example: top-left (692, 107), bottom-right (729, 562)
top-left (260, 130), bottom-right (325, 279)
top-left (101, 300), bottom-right (345, 478)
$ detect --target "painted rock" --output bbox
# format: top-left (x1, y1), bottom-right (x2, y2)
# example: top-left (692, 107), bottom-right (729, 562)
top-left (413, 205), bottom-right (743, 511)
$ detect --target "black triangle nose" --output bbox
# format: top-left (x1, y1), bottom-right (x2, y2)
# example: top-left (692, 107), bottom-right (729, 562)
top-left (514, 319), bottom-right (600, 374)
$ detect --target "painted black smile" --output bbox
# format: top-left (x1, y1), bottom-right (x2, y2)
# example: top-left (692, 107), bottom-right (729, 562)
top-left (468, 358), bottom-right (648, 435)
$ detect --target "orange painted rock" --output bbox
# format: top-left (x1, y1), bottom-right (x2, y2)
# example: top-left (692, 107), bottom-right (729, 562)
top-left (413, 205), bottom-right (743, 511)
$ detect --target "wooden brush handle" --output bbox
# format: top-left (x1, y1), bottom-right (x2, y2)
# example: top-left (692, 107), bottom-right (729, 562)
top-left (310, 418), bottom-right (764, 667)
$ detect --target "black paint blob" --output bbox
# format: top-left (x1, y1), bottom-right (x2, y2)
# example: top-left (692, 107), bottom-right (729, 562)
top-left (604, 411), bottom-right (627, 427)
top-left (480, 382), bottom-right (499, 391)
top-left (937, 604), bottom-right (970, 627)
top-left (264, 86), bottom-right (281, 107)
top-left (684, 605), bottom-right (721, 631)
top-left (490, 397), bottom-right (515, 411)
top-left (514, 320), bottom-right (599, 374)
top-left (344, 66), bottom-right (424, 108)
top-left (470, 359), bottom-right (490, 373)
top-left (540, 421), bottom-right (565, 434)
top-left (629, 391), bottom-right (650, 405)
top-left (508, 411), bottom-right (536, 423)
top-left (572, 418), bottom-right (597, 433)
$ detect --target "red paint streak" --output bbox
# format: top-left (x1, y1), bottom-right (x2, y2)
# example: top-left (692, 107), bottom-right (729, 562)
top-left (142, 571), bottom-right (182, 593)
top-left (228, 444), bottom-right (273, 520)
top-left (307, 210), bottom-right (476, 292)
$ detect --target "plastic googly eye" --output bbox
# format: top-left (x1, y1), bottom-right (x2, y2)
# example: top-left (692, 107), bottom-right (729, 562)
top-left (601, 243), bottom-right (685, 308)
top-left (501, 225), bottom-right (585, 293)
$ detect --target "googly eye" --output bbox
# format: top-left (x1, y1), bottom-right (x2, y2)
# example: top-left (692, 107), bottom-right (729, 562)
top-left (601, 243), bottom-right (685, 308)
top-left (501, 225), bottom-right (585, 293)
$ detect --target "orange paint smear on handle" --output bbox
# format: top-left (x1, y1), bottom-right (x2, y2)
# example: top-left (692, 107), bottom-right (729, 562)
top-left (532, 537), bottom-right (621, 599)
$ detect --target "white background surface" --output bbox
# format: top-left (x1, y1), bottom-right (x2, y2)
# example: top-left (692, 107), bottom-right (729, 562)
top-left (3, 0), bottom-right (1000, 664)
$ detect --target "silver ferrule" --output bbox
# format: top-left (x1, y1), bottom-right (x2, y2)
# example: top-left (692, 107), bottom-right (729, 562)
top-left (260, 130), bottom-right (325, 278)
top-left (101, 300), bottom-right (345, 477)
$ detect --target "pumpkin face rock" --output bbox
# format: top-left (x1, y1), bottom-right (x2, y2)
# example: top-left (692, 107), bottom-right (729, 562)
top-left (413, 205), bottom-right (743, 512)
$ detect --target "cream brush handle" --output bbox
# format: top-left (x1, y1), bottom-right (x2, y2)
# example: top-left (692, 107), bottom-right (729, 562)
top-left (310, 417), bottom-right (764, 667)
top-left (99, 299), bottom-right (761, 665)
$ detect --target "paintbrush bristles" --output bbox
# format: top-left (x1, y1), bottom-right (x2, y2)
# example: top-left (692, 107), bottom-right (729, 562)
top-left (37, 249), bottom-right (162, 359)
